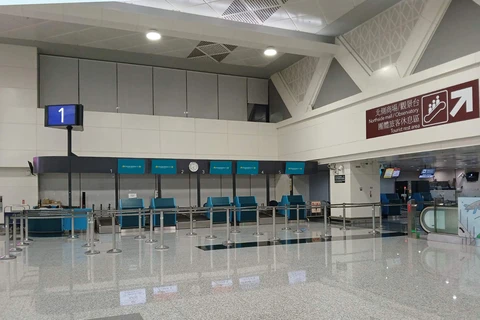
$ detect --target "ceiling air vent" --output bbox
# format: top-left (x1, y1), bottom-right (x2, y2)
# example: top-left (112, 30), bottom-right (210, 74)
top-left (244, 0), bottom-right (279, 11)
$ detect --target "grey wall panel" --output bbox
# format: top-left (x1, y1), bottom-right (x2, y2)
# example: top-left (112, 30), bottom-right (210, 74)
top-left (40, 55), bottom-right (78, 107)
top-left (154, 67), bottom-right (187, 117)
top-left (293, 175), bottom-right (309, 201)
top-left (313, 58), bottom-right (361, 109)
top-left (80, 173), bottom-right (116, 209)
top-left (309, 171), bottom-right (330, 202)
top-left (117, 63), bottom-right (153, 115)
top-left (79, 59), bottom-right (117, 113)
top-left (38, 173), bottom-right (81, 207)
top-left (236, 175), bottom-right (251, 197)
top-left (187, 71), bottom-right (218, 119)
top-left (270, 174), bottom-right (276, 202)
top-left (200, 175), bottom-right (221, 203)
top-left (415, 0), bottom-right (480, 73)
top-left (247, 78), bottom-right (268, 105)
top-left (221, 175), bottom-right (233, 199)
top-left (218, 75), bottom-right (247, 121)
top-left (119, 175), bottom-right (156, 205)
top-left (251, 175), bottom-right (267, 206)
top-left (189, 174), bottom-right (198, 207)
top-left (380, 177), bottom-right (395, 194)
top-left (269, 79), bottom-right (291, 123)
top-left (161, 175), bottom-right (193, 207)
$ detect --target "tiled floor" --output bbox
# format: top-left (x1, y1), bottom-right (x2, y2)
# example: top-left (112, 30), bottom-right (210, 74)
top-left (0, 222), bottom-right (479, 320)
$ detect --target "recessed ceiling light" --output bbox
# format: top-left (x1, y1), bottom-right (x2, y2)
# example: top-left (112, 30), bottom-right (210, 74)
top-left (264, 47), bottom-right (277, 57)
top-left (146, 30), bottom-right (161, 41)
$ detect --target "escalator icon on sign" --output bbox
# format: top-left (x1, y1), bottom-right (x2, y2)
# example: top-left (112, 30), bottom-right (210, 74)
top-left (422, 90), bottom-right (448, 127)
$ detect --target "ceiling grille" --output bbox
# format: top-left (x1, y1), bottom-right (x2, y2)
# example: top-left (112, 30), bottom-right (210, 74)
top-left (254, 7), bottom-right (279, 23)
top-left (187, 41), bottom-right (238, 63)
top-left (199, 43), bottom-right (229, 55)
top-left (223, 0), bottom-right (248, 16)
top-left (244, 0), bottom-right (279, 11)
top-left (223, 12), bottom-right (259, 24)
top-left (187, 48), bottom-right (205, 58)
top-left (211, 53), bottom-right (230, 62)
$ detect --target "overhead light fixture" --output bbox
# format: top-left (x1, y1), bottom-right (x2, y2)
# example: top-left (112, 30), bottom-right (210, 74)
top-left (264, 47), bottom-right (277, 57)
top-left (146, 30), bottom-right (161, 41)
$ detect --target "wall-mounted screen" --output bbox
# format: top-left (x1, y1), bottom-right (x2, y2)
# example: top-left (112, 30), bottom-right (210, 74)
top-left (392, 168), bottom-right (401, 178)
top-left (209, 161), bottom-right (232, 175)
top-left (384, 168), bottom-right (394, 178)
top-left (285, 162), bottom-right (305, 175)
top-left (45, 104), bottom-right (84, 130)
top-left (118, 159), bottom-right (145, 174)
top-left (466, 172), bottom-right (479, 182)
top-left (151, 159), bottom-right (176, 174)
top-left (419, 168), bottom-right (436, 179)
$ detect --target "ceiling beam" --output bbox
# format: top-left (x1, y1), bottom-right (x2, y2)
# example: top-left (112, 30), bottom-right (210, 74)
top-left (0, 2), bottom-right (338, 57)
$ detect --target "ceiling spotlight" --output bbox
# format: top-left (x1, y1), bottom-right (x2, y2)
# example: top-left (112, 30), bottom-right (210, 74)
top-left (264, 47), bottom-right (277, 56)
top-left (146, 30), bottom-right (161, 41)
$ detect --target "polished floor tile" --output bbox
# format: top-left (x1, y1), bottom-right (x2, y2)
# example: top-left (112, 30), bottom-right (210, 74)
top-left (0, 222), bottom-right (479, 319)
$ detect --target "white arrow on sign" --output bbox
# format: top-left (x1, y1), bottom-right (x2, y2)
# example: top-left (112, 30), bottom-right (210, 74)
top-left (450, 87), bottom-right (473, 117)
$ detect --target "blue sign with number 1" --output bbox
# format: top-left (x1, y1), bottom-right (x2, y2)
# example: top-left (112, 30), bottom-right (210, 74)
top-left (47, 105), bottom-right (77, 126)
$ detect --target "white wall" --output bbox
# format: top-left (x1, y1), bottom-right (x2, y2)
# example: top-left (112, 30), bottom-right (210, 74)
top-left (277, 53), bottom-right (480, 163)
top-left (0, 44), bottom-right (39, 221)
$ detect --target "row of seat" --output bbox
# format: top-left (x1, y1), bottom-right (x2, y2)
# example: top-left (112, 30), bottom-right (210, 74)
top-left (118, 194), bottom-right (307, 228)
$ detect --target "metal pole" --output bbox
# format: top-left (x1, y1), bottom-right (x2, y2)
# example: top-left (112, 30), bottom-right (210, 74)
top-left (186, 207), bottom-right (197, 237)
top-left (231, 206), bottom-right (240, 234)
top-left (0, 216), bottom-right (16, 260)
top-left (107, 211), bottom-right (122, 254)
top-left (68, 209), bottom-right (78, 239)
top-left (206, 207), bottom-right (217, 240)
top-left (369, 204), bottom-right (379, 234)
top-left (282, 204), bottom-right (291, 231)
top-left (146, 209), bottom-right (157, 244)
top-left (322, 202), bottom-right (331, 240)
top-left (294, 204), bottom-right (303, 234)
top-left (25, 211), bottom-right (32, 243)
top-left (9, 216), bottom-right (22, 253)
top-left (253, 206), bottom-right (263, 236)
top-left (223, 208), bottom-right (234, 246)
top-left (340, 203), bottom-right (348, 231)
top-left (85, 212), bottom-right (100, 255)
top-left (134, 208), bottom-right (146, 240)
top-left (17, 212), bottom-right (28, 246)
top-left (155, 211), bottom-right (169, 250)
top-left (269, 207), bottom-right (280, 242)
top-left (82, 212), bottom-right (91, 248)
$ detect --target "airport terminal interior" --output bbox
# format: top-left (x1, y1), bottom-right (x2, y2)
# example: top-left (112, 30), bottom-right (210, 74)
top-left (0, 0), bottom-right (480, 319)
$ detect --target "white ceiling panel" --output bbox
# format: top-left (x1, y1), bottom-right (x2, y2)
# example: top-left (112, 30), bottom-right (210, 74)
top-left (132, 0), bottom-right (177, 10)
top-left (263, 17), bottom-right (297, 29)
top-left (316, 0), bottom-right (354, 24)
top-left (160, 46), bottom-right (198, 58)
top-left (1, 21), bottom-right (91, 40)
top-left (0, 14), bottom-right (44, 33)
top-left (46, 26), bottom-right (137, 45)
top-left (291, 14), bottom-right (324, 33)
top-left (208, 0), bottom-right (237, 15)
top-left (165, 0), bottom-right (206, 10)
top-left (284, 0), bottom-right (324, 19)
top-left (264, 7), bottom-right (290, 22)
top-left (181, 3), bottom-right (219, 17)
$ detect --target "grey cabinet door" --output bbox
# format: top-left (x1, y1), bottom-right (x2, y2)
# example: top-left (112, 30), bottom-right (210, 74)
top-left (247, 78), bottom-right (268, 105)
top-left (218, 75), bottom-right (247, 121)
top-left (40, 55), bottom-right (78, 107)
top-left (79, 59), bottom-right (117, 113)
top-left (117, 63), bottom-right (153, 115)
top-left (154, 67), bottom-right (187, 117)
top-left (187, 71), bottom-right (218, 119)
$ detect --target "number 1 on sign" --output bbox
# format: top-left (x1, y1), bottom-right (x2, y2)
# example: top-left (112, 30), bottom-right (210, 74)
top-left (58, 107), bottom-right (64, 123)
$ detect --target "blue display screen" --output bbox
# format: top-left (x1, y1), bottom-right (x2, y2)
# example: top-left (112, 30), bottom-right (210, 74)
top-left (46, 105), bottom-right (77, 126)
top-left (285, 162), bottom-right (305, 175)
top-left (118, 159), bottom-right (145, 174)
top-left (151, 159), bottom-right (177, 174)
top-left (237, 161), bottom-right (259, 175)
top-left (210, 161), bottom-right (232, 175)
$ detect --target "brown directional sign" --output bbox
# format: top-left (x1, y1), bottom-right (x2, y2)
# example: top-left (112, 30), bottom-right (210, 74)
top-left (366, 79), bottom-right (479, 139)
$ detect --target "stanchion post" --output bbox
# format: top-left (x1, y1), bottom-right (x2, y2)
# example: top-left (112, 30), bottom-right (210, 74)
top-left (85, 212), bottom-right (100, 255)
top-left (146, 209), bottom-right (157, 244)
top-left (9, 215), bottom-right (22, 253)
top-left (322, 202), bottom-right (331, 240)
top-left (107, 211), bottom-right (122, 254)
top-left (155, 211), bottom-right (169, 250)
top-left (68, 209), bottom-right (78, 239)
top-left (186, 207), bottom-right (197, 237)
top-left (340, 203), bottom-right (348, 231)
top-left (206, 208), bottom-right (217, 240)
top-left (17, 212), bottom-right (28, 246)
top-left (0, 216), bottom-right (16, 260)
top-left (223, 208), bottom-right (234, 247)
top-left (282, 204), bottom-right (291, 231)
top-left (134, 208), bottom-right (146, 240)
top-left (369, 204), bottom-right (380, 235)
top-left (269, 207), bottom-right (280, 242)
top-left (253, 206), bottom-right (263, 236)
top-left (82, 211), bottom-right (91, 248)
top-left (24, 211), bottom-right (32, 243)
top-left (294, 204), bottom-right (303, 234)
top-left (231, 206), bottom-right (240, 234)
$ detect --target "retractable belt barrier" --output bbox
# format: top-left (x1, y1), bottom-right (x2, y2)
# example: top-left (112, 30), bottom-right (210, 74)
top-left (1, 201), bottom-right (420, 259)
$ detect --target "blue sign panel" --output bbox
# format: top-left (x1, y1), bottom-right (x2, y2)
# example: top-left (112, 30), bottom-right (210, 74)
top-left (45, 104), bottom-right (82, 127)
top-left (285, 162), bottom-right (305, 175)
top-left (236, 161), bottom-right (259, 175)
top-left (151, 159), bottom-right (177, 174)
top-left (210, 161), bottom-right (232, 175)
top-left (118, 159), bottom-right (145, 174)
